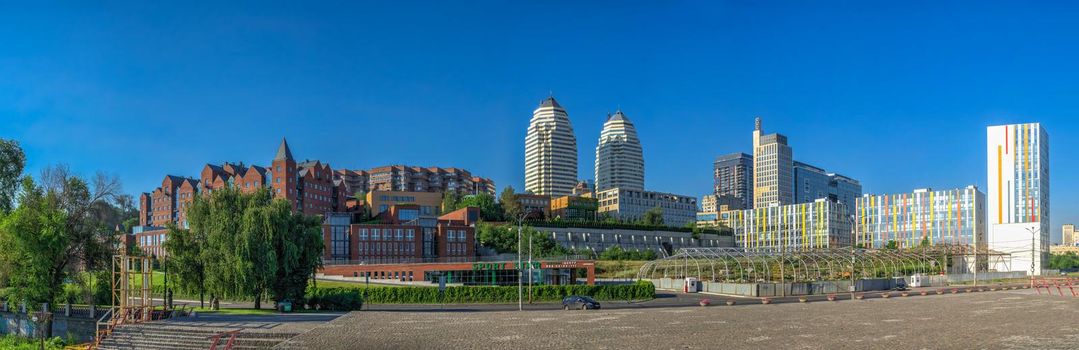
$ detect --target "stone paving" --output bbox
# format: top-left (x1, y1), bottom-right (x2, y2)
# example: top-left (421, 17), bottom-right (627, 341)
top-left (275, 289), bottom-right (1079, 350)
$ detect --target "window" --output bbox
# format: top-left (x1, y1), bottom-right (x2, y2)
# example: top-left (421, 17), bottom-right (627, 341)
top-left (359, 228), bottom-right (368, 240)
top-left (372, 229), bottom-right (381, 240)
top-left (395, 229), bottom-right (403, 241)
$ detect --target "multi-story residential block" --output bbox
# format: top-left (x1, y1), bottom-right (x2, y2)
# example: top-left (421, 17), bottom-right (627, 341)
top-left (595, 110), bottom-right (644, 192)
top-left (333, 166), bottom-right (495, 197)
top-left (140, 175), bottom-right (200, 228)
top-left (987, 123), bottom-right (1050, 274)
top-left (525, 97), bottom-right (578, 197)
top-left (854, 186), bottom-right (986, 250)
top-left (335, 169), bottom-right (369, 196)
top-left (1063, 224), bottom-right (1076, 247)
top-left (550, 195), bottom-right (598, 221)
top-left (595, 188), bottom-right (698, 227)
top-left (323, 206), bottom-right (478, 264)
top-left (793, 161), bottom-right (862, 211)
top-left (713, 152), bottom-right (753, 210)
top-left (752, 117), bottom-right (794, 208)
top-left (366, 165), bottom-right (495, 195)
top-left (724, 198), bottom-right (852, 250)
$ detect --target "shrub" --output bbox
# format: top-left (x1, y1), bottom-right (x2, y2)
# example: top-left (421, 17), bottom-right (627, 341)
top-left (305, 288), bottom-right (364, 311)
top-left (311, 281), bottom-right (655, 305)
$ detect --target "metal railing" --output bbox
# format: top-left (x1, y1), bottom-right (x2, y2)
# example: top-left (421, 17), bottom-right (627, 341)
top-left (322, 255), bottom-right (593, 266)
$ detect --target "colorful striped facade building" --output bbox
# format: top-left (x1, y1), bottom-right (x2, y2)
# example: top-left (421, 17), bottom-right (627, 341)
top-left (723, 198), bottom-right (851, 250)
top-left (987, 122), bottom-right (1050, 274)
top-left (853, 186), bottom-right (986, 250)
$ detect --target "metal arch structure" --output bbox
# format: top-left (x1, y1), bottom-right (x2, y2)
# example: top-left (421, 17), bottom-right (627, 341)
top-left (637, 245), bottom-right (1007, 283)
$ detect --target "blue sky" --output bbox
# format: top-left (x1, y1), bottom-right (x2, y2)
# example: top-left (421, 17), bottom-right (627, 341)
top-left (1, 1), bottom-right (1076, 242)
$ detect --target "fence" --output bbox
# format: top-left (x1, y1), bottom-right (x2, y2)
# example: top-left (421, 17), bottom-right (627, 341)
top-left (0, 301), bottom-right (100, 342)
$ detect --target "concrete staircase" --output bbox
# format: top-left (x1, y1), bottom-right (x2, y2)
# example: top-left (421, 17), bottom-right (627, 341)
top-left (96, 323), bottom-right (299, 350)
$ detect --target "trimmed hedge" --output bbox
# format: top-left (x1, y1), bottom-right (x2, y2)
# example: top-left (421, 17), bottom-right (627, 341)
top-left (306, 288), bottom-right (364, 310)
top-left (310, 281), bottom-right (654, 304)
top-left (529, 220), bottom-right (733, 236)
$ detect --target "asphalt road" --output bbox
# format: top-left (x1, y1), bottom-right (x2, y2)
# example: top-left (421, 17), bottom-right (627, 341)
top-left (275, 288), bottom-right (1079, 350)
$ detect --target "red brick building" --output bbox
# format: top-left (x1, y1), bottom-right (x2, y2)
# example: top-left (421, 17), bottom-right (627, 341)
top-left (135, 138), bottom-right (349, 256)
top-left (323, 206), bottom-right (479, 264)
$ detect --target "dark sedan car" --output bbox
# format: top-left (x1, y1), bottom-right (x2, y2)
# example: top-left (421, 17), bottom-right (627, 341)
top-left (562, 296), bottom-right (601, 310)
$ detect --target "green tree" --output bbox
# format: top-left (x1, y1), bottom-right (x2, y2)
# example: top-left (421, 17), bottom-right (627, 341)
top-left (0, 167), bottom-right (123, 336)
top-left (475, 222), bottom-right (567, 257)
top-left (163, 223), bottom-right (207, 307)
top-left (640, 207), bottom-right (664, 226)
top-left (441, 189), bottom-right (461, 214)
top-left (1049, 252), bottom-right (1079, 270)
top-left (459, 193), bottom-right (503, 221)
top-left (0, 138), bottom-right (26, 213)
top-left (499, 186), bottom-right (521, 220)
top-left (178, 187), bottom-right (323, 309)
top-left (271, 202), bottom-right (324, 306)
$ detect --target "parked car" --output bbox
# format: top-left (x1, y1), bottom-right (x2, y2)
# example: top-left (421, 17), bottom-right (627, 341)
top-left (562, 296), bottom-right (601, 310)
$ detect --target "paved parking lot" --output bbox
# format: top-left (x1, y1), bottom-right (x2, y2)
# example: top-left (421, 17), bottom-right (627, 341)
top-left (276, 288), bottom-right (1079, 350)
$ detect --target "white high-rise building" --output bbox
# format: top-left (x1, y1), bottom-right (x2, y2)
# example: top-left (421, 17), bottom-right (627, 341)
top-left (752, 117), bottom-right (794, 208)
top-left (525, 97), bottom-right (578, 197)
top-left (595, 110), bottom-right (644, 191)
top-left (987, 123), bottom-right (1050, 275)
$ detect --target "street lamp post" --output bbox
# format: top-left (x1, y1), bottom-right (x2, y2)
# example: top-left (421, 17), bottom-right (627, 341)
top-left (1025, 227), bottom-right (1039, 288)
top-left (516, 213), bottom-right (525, 311)
top-left (528, 234), bottom-right (533, 304)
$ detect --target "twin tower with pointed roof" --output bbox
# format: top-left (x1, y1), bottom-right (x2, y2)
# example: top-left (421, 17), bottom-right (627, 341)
top-left (524, 96), bottom-right (644, 197)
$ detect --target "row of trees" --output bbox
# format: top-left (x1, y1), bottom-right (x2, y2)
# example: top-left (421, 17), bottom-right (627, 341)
top-left (442, 185), bottom-right (673, 228)
top-left (164, 187), bottom-right (324, 309)
top-left (1049, 252), bottom-right (1079, 270)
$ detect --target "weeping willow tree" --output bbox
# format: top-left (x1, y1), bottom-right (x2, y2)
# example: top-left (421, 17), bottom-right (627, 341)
top-left (175, 187), bottom-right (323, 309)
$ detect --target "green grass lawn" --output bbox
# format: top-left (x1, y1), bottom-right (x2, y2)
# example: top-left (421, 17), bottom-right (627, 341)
top-left (595, 260), bottom-right (649, 279)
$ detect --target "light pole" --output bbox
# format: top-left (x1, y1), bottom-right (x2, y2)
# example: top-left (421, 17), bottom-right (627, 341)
top-left (528, 234), bottom-right (534, 304)
top-left (516, 212), bottom-right (525, 311)
top-left (1025, 227), bottom-right (1039, 288)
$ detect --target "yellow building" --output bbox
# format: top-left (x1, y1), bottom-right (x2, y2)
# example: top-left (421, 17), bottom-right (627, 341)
top-left (1050, 245), bottom-right (1079, 255)
top-left (366, 190), bottom-right (443, 216)
top-left (550, 195), bottom-right (598, 221)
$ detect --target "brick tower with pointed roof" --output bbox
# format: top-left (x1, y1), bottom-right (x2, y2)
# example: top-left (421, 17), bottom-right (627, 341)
top-left (272, 138), bottom-right (297, 209)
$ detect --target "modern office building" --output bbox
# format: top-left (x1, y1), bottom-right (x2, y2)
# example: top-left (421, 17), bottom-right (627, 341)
top-left (595, 110), bottom-right (644, 192)
top-left (987, 123), bottom-right (1050, 274)
top-left (724, 198), bottom-right (852, 250)
top-left (525, 96), bottom-right (578, 197)
top-left (594, 188), bottom-right (698, 227)
top-left (1063, 224), bottom-right (1076, 247)
top-left (550, 195), bottom-right (598, 221)
top-left (793, 161), bottom-right (862, 211)
top-left (853, 186), bottom-right (986, 250)
top-left (752, 117), bottom-right (794, 208)
top-left (713, 152), bottom-right (753, 210)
